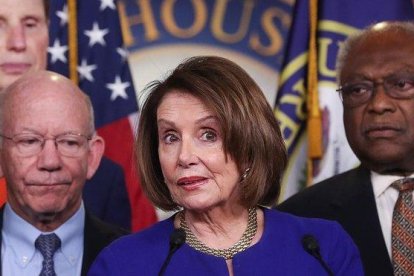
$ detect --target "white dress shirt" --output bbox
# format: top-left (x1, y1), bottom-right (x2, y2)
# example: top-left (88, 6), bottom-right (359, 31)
top-left (1, 202), bottom-right (85, 276)
top-left (371, 171), bottom-right (414, 258)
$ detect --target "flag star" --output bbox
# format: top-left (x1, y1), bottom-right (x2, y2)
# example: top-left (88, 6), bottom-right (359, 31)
top-left (77, 59), bottom-right (97, 82)
top-left (84, 22), bottom-right (109, 47)
top-left (99, 0), bottom-right (116, 11)
top-left (116, 47), bottom-right (128, 61)
top-left (56, 4), bottom-right (68, 26)
top-left (48, 39), bottom-right (68, 64)
top-left (106, 75), bottom-right (130, 101)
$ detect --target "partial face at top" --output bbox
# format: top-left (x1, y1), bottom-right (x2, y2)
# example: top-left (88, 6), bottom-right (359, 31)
top-left (0, 72), bottom-right (104, 230)
top-left (0, 0), bottom-right (48, 91)
top-left (340, 27), bottom-right (414, 174)
top-left (157, 91), bottom-right (241, 212)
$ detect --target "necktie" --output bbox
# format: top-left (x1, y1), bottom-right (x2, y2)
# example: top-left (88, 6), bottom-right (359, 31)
top-left (391, 178), bottom-right (414, 275)
top-left (35, 233), bottom-right (61, 276)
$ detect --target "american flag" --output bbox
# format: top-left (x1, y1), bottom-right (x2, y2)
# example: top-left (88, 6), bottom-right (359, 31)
top-left (47, 0), bottom-right (157, 231)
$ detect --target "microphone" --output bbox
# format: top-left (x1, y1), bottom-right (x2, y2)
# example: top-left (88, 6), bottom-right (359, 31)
top-left (158, 228), bottom-right (186, 276)
top-left (302, 234), bottom-right (334, 276)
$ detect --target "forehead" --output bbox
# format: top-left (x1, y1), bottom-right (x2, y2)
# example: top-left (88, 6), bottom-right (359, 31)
top-left (341, 31), bottom-right (414, 80)
top-left (158, 90), bottom-right (207, 111)
top-left (157, 91), bottom-right (215, 121)
top-left (0, 0), bottom-right (46, 20)
top-left (4, 81), bottom-right (90, 132)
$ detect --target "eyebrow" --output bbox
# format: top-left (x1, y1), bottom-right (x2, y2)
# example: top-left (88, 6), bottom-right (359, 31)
top-left (16, 127), bottom-right (84, 135)
top-left (0, 12), bottom-right (45, 20)
top-left (22, 15), bottom-right (41, 21)
top-left (157, 115), bottom-right (219, 127)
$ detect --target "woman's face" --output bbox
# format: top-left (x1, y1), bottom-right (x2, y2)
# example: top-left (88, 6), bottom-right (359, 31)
top-left (157, 90), bottom-right (241, 212)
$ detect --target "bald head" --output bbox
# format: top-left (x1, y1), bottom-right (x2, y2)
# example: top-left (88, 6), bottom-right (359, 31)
top-left (0, 70), bottom-right (104, 231)
top-left (0, 70), bottom-right (95, 134)
top-left (336, 21), bottom-right (414, 83)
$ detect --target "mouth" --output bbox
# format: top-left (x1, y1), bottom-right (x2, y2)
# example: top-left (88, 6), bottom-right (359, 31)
top-left (177, 176), bottom-right (208, 191)
top-left (26, 178), bottom-right (71, 186)
top-left (27, 183), bottom-right (69, 186)
top-left (0, 63), bottom-right (31, 75)
top-left (25, 182), bottom-right (70, 196)
top-left (363, 124), bottom-right (402, 139)
top-left (26, 183), bottom-right (70, 191)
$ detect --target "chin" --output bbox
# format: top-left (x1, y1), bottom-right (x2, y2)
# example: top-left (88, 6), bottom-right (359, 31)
top-left (31, 201), bottom-right (65, 216)
top-left (182, 200), bottom-right (223, 212)
top-left (362, 155), bottom-right (408, 173)
top-left (370, 150), bottom-right (404, 162)
top-left (36, 211), bottom-right (60, 223)
top-left (356, 143), bottom-right (403, 160)
top-left (181, 201), bottom-right (208, 211)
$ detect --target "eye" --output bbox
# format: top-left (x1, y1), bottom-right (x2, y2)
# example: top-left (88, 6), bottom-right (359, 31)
top-left (24, 18), bottom-right (38, 28)
top-left (391, 78), bottom-right (414, 91)
top-left (16, 136), bottom-right (42, 147)
top-left (342, 83), bottom-right (371, 96)
top-left (163, 133), bottom-right (179, 144)
top-left (56, 137), bottom-right (82, 148)
top-left (200, 130), bottom-right (217, 142)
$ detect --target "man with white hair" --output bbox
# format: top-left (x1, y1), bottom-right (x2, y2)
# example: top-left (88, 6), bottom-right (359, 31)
top-left (0, 71), bottom-right (127, 276)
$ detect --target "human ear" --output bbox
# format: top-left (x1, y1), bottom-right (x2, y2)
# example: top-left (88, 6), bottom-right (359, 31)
top-left (86, 135), bottom-right (105, 179)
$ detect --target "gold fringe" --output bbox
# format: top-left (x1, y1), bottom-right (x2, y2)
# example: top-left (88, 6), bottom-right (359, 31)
top-left (68, 0), bottom-right (79, 85)
top-left (306, 0), bottom-right (322, 185)
top-left (117, 1), bottom-right (134, 47)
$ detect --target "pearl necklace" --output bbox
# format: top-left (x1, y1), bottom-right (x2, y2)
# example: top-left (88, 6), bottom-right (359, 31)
top-left (179, 208), bottom-right (257, 260)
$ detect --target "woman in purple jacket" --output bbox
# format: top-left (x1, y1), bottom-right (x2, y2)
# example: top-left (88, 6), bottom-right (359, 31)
top-left (89, 56), bottom-right (363, 276)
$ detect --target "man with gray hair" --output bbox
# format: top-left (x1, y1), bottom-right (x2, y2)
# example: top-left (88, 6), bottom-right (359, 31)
top-left (279, 21), bottom-right (414, 276)
top-left (0, 70), bottom-right (126, 275)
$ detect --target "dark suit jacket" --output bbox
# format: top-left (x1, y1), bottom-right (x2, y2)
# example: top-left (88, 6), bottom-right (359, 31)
top-left (84, 157), bottom-right (131, 230)
top-left (277, 165), bottom-right (393, 276)
top-left (0, 207), bottom-right (128, 276)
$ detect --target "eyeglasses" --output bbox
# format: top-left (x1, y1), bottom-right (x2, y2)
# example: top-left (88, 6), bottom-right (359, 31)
top-left (0, 132), bottom-right (92, 157)
top-left (336, 73), bottom-right (414, 108)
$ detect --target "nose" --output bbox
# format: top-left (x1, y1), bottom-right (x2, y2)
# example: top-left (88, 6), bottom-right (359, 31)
top-left (177, 138), bottom-right (198, 168)
top-left (366, 84), bottom-right (396, 114)
top-left (6, 25), bottom-right (27, 51)
top-left (37, 140), bottom-right (62, 172)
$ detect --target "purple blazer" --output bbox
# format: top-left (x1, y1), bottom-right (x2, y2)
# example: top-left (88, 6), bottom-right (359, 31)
top-left (88, 208), bottom-right (363, 275)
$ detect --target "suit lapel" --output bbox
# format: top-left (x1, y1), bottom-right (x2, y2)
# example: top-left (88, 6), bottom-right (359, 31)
top-left (81, 212), bottom-right (102, 276)
top-left (81, 211), bottom-right (128, 276)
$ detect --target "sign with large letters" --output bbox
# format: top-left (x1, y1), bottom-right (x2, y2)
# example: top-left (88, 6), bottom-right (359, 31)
top-left (122, 0), bottom-right (293, 108)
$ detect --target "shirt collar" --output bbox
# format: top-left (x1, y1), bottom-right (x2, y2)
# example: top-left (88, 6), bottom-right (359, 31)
top-left (371, 171), bottom-right (414, 198)
top-left (3, 203), bottom-right (41, 267)
top-left (53, 202), bottom-right (85, 265)
top-left (3, 202), bottom-right (85, 267)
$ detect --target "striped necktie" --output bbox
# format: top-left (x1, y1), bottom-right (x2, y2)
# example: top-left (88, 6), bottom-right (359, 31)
top-left (391, 178), bottom-right (414, 275)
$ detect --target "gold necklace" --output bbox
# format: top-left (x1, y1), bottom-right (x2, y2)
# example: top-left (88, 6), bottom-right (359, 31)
top-left (179, 207), bottom-right (257, 260)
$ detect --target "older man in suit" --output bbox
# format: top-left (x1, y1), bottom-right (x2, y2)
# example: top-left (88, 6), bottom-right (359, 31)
top-left (278, 21), bottom-right (414, 276)
top-left (0, 0), bottom-right (132, 230)
top-left (0, 70), bottom-right (127, 276)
